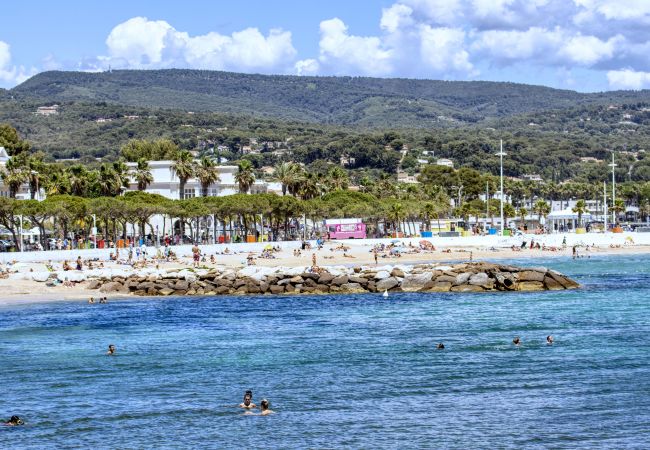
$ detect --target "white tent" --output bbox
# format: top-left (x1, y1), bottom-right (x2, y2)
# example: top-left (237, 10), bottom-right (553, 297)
top-left (547, 208), bottom-right (592, 231)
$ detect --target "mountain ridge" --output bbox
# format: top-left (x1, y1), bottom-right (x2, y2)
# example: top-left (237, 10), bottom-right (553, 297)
top-left (12, 69), bottom-right (650, 128)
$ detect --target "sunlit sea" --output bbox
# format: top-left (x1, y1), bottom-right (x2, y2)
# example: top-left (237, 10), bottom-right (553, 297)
top-left (1, 255), bottom-right (649, 449)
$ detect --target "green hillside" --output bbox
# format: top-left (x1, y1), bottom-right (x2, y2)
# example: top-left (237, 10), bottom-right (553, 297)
top-left (13, 69), bottom-right (650, 127)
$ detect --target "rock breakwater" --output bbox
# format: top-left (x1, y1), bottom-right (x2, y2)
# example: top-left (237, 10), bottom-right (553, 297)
top-left (87, 262), bottom-right (579, 297)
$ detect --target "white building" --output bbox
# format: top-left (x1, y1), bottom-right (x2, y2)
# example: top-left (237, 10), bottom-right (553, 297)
top-left (0, 147), bottom-right (42, 200)
top-left (436, 158), bottom-right (454, 168)
top-left (125, 161), bottom-right (277, 199)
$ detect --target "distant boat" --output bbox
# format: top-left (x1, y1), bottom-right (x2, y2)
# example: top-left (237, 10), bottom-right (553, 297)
top-left (383, 290), bottom-right (388, 297)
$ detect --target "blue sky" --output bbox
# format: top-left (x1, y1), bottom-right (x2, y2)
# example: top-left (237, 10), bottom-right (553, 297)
top-left (2, 0), bottom-right (650, 91)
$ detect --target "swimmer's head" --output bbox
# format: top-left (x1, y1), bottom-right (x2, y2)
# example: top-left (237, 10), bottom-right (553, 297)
top-left (436, 343), bottom-right (445, 350)
top-left (8, 416), bottom-right (23, 425)
top-left (260, 399), bottom-right (269, 410)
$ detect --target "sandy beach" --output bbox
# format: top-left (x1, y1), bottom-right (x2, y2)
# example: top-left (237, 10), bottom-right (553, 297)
top-left (1, 233), bottom-right (648, 306)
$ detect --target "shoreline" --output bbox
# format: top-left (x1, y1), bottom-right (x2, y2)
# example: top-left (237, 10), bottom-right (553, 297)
top-left (1, 240), bottom-right (644, 306)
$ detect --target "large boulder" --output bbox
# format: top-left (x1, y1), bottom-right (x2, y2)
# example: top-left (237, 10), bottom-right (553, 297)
top-left (401, 273), bottom-right (433, 292)
top-left (340, 283), bottom-right (365, 293)
top-left (376, 277), bottom-right (399, 291)
top-left (99, 281), bottom-right (127, 294)
top-left (518, 270), bottom-right (546, 282)
top-left (317, 272), bottom-right (335, 284)
top-left (454, 272), bottom-right (471, 286)
top-left (450, 284), bottom-right (484, 292)
top-left (158, 288), bottom-right (174, 296)
top-left (374, 270), bottom-right (391, 280)
top-left (390, 268), bottom-right (406, 278)
top-left (518, 281), bottom-right (546, 291)
top-left (547, 270), bottom-right (580, 289)
top-left (331, 275), bottom-right (349, 286)
top-left (174, 280), bottom-right (190, 291)
top-left (468, 273), bottom-right (494, 289)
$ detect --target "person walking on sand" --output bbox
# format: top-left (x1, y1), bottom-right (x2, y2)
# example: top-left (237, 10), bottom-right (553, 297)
top-left (312, 253), bottom-right (317, 268)
top-left (192, 243), bottom-right (201, 268)
top-left (373, 249), bottom-right (378, 265)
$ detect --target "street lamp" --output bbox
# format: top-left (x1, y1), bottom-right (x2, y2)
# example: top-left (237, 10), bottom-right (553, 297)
top-left (18, 215), bottom-right (23, 252)
top-left (92, 214), bottom-right (97, 249)
top-left (495, 139), bottom-right (507, 235)
top-left (608, 152), bottom-right (617, 225)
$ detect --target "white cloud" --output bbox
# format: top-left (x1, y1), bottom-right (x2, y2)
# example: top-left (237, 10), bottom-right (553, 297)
top-left (607, 69), bottom-right (650, 90)
top-left (380, 3), bottom-right (414, 33)
top-left (101, 17), bottom-right (297, 72)
top-left (294, 59), bottom-right (320, 75)
top-left (472, 27), bottom-right (562, 62)
top-left (0, 41), bottom-right (34, 87)
top-left (318, 18), bottom-right (394, 76)
top-left (419, 26), bottom-right (474, 75)
top-left (559, 34), bottom-right (622, 65)
top-left (575, 0), bottom-right (650, 21)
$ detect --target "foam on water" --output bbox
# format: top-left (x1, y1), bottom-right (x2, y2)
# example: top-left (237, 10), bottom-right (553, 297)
top-left (1, 255), bottom-right (649, 449)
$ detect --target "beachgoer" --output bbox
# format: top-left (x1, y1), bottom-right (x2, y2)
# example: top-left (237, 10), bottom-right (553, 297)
top-left (192, 243), bottom-right (201, 268)
top-left (239, 390), bottom-right (256, 409)
top-left (546, 335), bottom-right (554, 345)
top-left (373, 250), bottom-right (378, 265)
top-left (572, 246), bottom-right (577, 259)
top-left (436, 343), bottom-right (445, 350)
top-left (63, 260), bottom-right (72, 271)
top-left (259, 399), bottom-right (274, 415)
top-left (3, 416), bottom-right (24, 426)
top-left (99, 297), bottom-right (107, 304)
top-left (513, 337), bottom-right (521, 346)
top-left (88, 297), bottom-right (95, 304)
top-left (107, 344), bottom-right (116, 355)
top-left (312, 253), bottom-right (317, 268)
top-left (210, 254), bottom-right (216, 264)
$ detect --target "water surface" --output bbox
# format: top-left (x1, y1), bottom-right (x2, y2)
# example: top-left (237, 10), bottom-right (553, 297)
top-left (1, 255), bottom-right (649, 448)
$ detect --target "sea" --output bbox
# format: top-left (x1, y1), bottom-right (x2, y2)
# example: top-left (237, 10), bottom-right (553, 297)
top-left (1, 254), bottom-right (649, 449)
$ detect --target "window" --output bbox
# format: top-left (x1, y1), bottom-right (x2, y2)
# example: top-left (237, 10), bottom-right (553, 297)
top-left (184, 188), bottom-right (195, 198)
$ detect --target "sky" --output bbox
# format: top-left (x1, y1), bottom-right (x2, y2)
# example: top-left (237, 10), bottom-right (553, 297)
top-left (2, 0), bottom-right (650, 92)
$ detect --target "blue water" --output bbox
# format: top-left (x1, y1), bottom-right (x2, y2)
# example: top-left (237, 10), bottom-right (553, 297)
top-left (1, 255), bottom-right (649, 449)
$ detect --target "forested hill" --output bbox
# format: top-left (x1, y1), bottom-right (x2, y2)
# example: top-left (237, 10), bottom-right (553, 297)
top-left (12, 69), bottom-right (650, 128)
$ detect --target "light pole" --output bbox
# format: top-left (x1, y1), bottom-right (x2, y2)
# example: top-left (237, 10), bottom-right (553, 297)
top-left (92, 214), bottom-right (97, 249)
top-left (608, 153), bottom-right (617, 225)
top-left (495, 139), bottom-right (507, 235)
top-left (18, 215), bottom-right (23, 252)
top-left (603, 181), bottom-right (607, 232)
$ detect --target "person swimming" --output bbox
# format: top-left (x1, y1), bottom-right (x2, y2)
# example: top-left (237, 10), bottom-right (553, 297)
top-left (513, 337), bottom-right (521, 346)
top-left (88, 297), bottom-right (95, 304)
top-left (239, 390), bottom-right (256, 409)
top-left (546, 335), bottom-right (554, 345)
top-left (259, 399), bottom-right (274, 415)
top-left (436, 343), bottom-right (445, 350)
top-left (99, 297), bottom-right (107, 304)
top-left (3, 416), bottom-right (24, 426)
top-left (107, 344), bottom-right (116, 355)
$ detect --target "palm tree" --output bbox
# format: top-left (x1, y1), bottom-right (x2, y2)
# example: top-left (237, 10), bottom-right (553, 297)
top-left (195, 156), bottom-right (221, 197)
top-left (387, 202), bottom-right (405, 234)
top-left (235, 160), bottom-right (255, 194)
top-left (97, 164), bottom-right (121, 197)
top-left (1, 167), bottom-right (27, 198)
top-left (112, 159), bottom-right (130, 192)
top-left (67, 165), bottom-right (90, 197)
top-left (534, 200), bottom-right (550, 226)
top-left (518, 206), bottom-right (528, 229)
top-left (172, 150), bottom-right (195, 200)
top-left (326, 166), bottom-right (349, 191)
top-left (572, 199), bottom-right (588, 227)
top-left (133, 158), bottom-right (154, 191)
top-left (611, 199), bottom-right (626, 224)
top-left (273, 162), bottom-right (301, 196)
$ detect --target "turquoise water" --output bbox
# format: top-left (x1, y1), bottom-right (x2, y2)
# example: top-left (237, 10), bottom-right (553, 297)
top-left (1, 255), bottom-right (649, 449)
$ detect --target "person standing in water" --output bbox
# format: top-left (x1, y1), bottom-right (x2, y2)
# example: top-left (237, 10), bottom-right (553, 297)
top-left (259, 399), bottom-right (274, 415)
top-left (3, 416), bottom-right (24, 426)
top-left (546, 335), bottom-right (554, 345)
top-left (107, 344), bottom-right (116, 355)
top-left (239, 390), bottom-right (256, 409)
top-left (513, 337), bottom-right (521, 346)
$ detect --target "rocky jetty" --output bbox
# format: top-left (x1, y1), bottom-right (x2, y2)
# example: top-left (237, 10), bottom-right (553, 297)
top-left (84, 262), bottom-right (579, 297)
